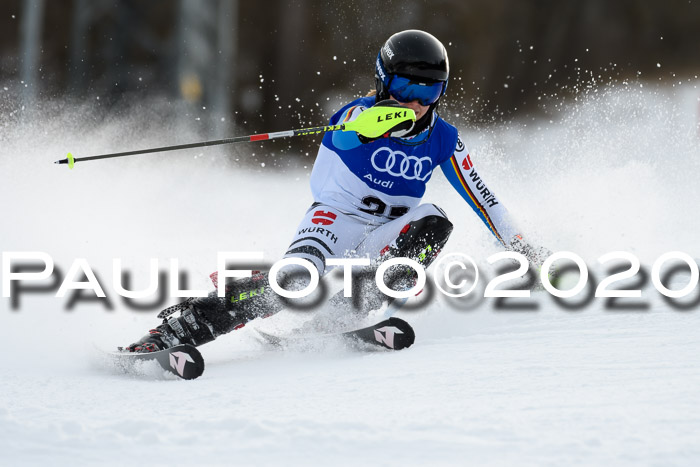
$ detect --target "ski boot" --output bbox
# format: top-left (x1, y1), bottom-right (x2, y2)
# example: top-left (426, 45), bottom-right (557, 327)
top-left (124, 298), bottom-right (219, 353)
top-left (123, 324), bottom-right (180, 353)
top-left (124, 273), bottom-right (286, 353)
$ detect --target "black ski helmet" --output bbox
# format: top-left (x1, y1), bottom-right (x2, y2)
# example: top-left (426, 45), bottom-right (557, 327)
top-left (375, 30), bottom-right (449, 105)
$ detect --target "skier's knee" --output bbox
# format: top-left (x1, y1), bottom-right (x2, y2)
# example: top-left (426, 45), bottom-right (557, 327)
top-left (410, 203), bottom-right (450, 221)
top-left (393, 211), bottom-right (453, 268)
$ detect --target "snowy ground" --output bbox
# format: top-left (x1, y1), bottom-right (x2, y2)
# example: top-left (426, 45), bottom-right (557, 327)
top-left (2, 83), bottom-right (700, 466)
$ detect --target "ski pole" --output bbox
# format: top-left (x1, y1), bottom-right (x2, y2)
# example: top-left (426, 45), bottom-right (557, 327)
top-left (54, 104), bottom-right (415, 168)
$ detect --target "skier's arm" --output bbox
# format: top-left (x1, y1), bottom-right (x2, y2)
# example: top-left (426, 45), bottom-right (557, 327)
top-left (439, 137), bottom-right (519, 247)
top-left (438, 137), bottom-right (553, 268)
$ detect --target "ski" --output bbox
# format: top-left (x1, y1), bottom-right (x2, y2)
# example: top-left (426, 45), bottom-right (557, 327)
top-left (256, 316), bottom-right (415, 351)
top-left (104, 344), bottom-right (205, 380)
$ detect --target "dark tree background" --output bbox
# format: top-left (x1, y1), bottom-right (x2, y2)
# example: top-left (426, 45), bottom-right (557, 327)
top-left (1, 0), bottom-right (698, 158)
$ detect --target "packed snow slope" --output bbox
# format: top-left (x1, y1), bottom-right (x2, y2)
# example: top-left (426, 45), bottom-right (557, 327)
top-left (1, 83), bottom-right (700, 466)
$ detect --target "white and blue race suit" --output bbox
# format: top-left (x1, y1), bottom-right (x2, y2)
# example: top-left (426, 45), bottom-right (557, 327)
top-left (285, 96), bottom-right (520, 275)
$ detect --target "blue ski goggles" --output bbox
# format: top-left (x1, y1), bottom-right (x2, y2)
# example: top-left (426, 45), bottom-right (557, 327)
top-left (386, 75), bottom-right (446, 106)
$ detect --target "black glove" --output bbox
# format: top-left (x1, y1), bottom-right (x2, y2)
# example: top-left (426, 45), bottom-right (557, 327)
top-left (357, 99), bottom-right (415, 144)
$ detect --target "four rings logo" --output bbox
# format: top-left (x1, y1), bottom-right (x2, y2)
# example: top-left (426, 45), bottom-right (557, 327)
top-left (371, 147), bottom-right (433, 181)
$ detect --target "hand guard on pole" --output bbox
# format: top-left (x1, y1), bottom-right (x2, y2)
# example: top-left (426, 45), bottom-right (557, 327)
top-left (358, 100), bottom-right (416, 144)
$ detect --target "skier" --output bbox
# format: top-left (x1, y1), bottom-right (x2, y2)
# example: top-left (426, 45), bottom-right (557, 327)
top-left (126, 29), bottom-right (552, 352)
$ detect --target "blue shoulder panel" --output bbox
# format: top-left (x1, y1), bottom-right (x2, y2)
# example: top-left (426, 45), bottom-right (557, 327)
top-left (321, 98), bottom-right (459, 199)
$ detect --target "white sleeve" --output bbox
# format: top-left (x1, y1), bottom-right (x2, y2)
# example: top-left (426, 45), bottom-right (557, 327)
top-left (439, 135), bottom-right (520, 246)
